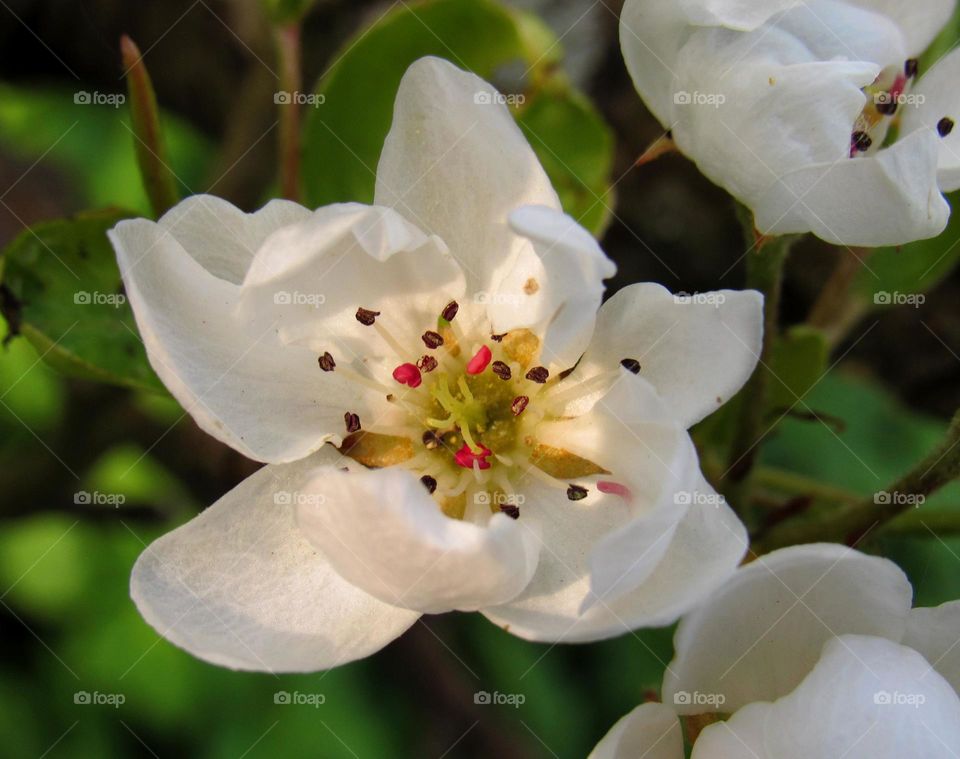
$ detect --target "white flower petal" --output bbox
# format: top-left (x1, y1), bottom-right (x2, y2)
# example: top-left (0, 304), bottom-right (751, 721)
top-left (130, 448), bottom-right (419, 673)
top-left (239, 202), bottom-right (465, 355)
top-left (295, 466), bottom-right (540, 614)
top-left (110, 198), bottom-right (362, 464)
top-left (490, 205), bottom-right (616, 370)
top-left (619, 0), bottom-right (692, 125)
top-left (678, 0), bottom-right (801, 32)
top-left (664, 544), bottom-right (914, 715)
top-left (696, 635), bottom-right (960, 759)
top-left (482, 376), bottom-right (746, 640)
top-left (848, 0), bottom-right (955, 56)
top-left (589, 702), bottom-right (684, 759)
top-left (755, 128), bottom-right (950, 246)
top-left (901, 47), bottom-right (960, 191)
top-left (375, 56), bottom-right (560, 297)
top-left (567, 283), bottom-right (763, 428)
top-left (902, 601), bottom-right (960, 693)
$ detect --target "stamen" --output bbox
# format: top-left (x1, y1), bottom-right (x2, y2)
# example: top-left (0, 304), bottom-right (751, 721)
top-left (490, 333), bottom-right (506, 342)
top-left (851, 131), bottom-right (873, 153)
top-left (344, 412), bottom-right (361, 433)
top-left (526, 366), bottom-right (549, 383)
top-left (392, 363), bottom-right (422, 388)
top-left (466, 345), bottom-right (493, 375)
top-left (318, 352), bottom-right (336, 372)
top-left (905, 59), bottom-right (919, 78)
top-left (567, 484), bottom-right (589, 501)
top-left (499, 503), bottom-right (520, 519)
top-left (355, 307), bottom-right (380, 326)
top-left (620, 358), bottom-right (641, 374)
top-left (441, 301), bottom-right (459, 322)
top-left (511, 395), bottom-right (529, 416)
top-left (422, 430), bottom-right (441, 449)
top-left (455, 442), bottom-right (492, 470)
top-left (491, 360), bottom-right (512, 380)
top-left (422, 330), bottom-right (444, 349)
top-left (375, 322), bottom-right (410, 360)
top-left (420, 475), bottom-right (437, 494)
top-left (938, 117), bottom-right (955, 137)
top-left (598, 480), bottom-right (633, 501)
top-left (417, 355), bottom-right (439, 373)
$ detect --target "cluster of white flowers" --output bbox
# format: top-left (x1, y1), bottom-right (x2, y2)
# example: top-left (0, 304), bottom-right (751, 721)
top-left (108, 0), bottom-right (960, 753)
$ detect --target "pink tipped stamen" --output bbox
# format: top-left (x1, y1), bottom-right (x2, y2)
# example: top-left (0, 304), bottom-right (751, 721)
top-left (392, 362), bottom-right (422, 388)
top-left (597, 480), bottom-right (632, 500)
top-left (466, 345), bottom-right (493, 375)
top-left (455, 442), bottom-right (492, 470)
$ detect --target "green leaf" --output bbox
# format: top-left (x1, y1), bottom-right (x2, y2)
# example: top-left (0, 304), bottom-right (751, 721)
top-left (301, 0), bottom-right (614, 234)
top-left (261, 0), bottom-right (317, 24)
top-left (854, 192), bottom-right (960, 298)
top-left (767, 325), bottom-right (829, 412)
top-left (0, 209), bottom-right (164, 392)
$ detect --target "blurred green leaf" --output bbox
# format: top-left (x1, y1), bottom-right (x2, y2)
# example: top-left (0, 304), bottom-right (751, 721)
top-left (261, 0), bottom-right (317, 24)
top-left (0, 315), bottom-right (65, 430)
top-left (767, 325), bottom-right (829, 411)
top-left (301, 0), bottom-right (614, 234)
top-left (0, 83), bottom-right (212, 216)
top-left (0, 208), bottom-right (163, 392)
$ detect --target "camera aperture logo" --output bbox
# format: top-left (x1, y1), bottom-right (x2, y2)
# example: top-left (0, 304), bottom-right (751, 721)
top-left (74, 690), bottom-right (125, 708)
top-left (474, 690), bottom-right (526, 708)
top-left (673, 690), bottom-right (726, 708)
top-left (274, 690), bottom-right (326, 708)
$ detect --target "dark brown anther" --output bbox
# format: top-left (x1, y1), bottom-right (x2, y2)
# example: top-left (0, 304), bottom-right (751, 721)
top-left (851, 131), bottom-right (873, 152)
top-left (422, 430), bottom-right (441, 450)
top-left (620, 358), bottom-right (641, 374)
top-left (417, 355), bottom-right (439, 373)
top-left (355, 307), bottom-right (380, 326)
top-left (525, 366), bottom-right (549, 383)
top-left (938, 117), bottom-right (955, 137)
top-left (876, 98), bottom-right (898, 116)
top-left (511, 395), bottom-right (529, 416)
top-left (905, 58), bottom-right (919, 78)
top-left (441, 301), bottom-right (459, 322)
top-left (491, 360), bottom-right (512, 380)
top-left (499, 503), bottom-right (520, 519)
top-left (490, 333), bottom-right (506, 342)
top-left (422, 330), bottom-right (444, 349)
top-left (420, 475), bottom-right (437, 494)
top-left (344, 412), bottom-right (361, 433)
top-left (567, 484), bottom-right (588, 501)
top-left (318, 352), bottom-right (336, 372)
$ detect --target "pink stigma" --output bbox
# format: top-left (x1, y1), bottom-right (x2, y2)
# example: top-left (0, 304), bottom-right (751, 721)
top-left (392, 363), bottom-right (422, 388)
top-left (597, 480), bottom-right (632, 500)
top-left (466, 345), bottom-right (493, 375)
top-left (455, 442), bottom-right (492, 470)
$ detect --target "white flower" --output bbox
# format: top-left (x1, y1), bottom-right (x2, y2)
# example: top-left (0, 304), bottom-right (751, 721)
top-left (620, 0), bottom-right (960, 246)
top-left (108, 56), bottom-right (762, 672)
top-left (590, 544), bottom-right (960, 759)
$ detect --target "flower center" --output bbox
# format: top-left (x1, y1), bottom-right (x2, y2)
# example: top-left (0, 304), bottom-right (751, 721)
top-left (322, 300), bottom-right (636, 521)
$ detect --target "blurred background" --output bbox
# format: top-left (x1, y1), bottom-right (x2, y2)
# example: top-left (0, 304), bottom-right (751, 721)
top-left (1, 0), bottom-right (960, 756)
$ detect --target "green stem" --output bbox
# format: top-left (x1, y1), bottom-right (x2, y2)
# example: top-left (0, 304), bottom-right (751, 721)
top-left (754, 409), bottom-right (960, 553)
top-left (120, 35), bottom-right (179, 217)
top-left (274, 23), bottom-right (302, 202)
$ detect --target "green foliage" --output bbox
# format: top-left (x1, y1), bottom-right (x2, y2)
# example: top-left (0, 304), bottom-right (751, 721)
top-left (302, 0), bottom-right (614, 234)
top-left (261, 0), bottom-right (317, 24)
top-left (767, 325), bottom-right (829, 411)
top-left (0, 209), bottom-right (163, 392)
